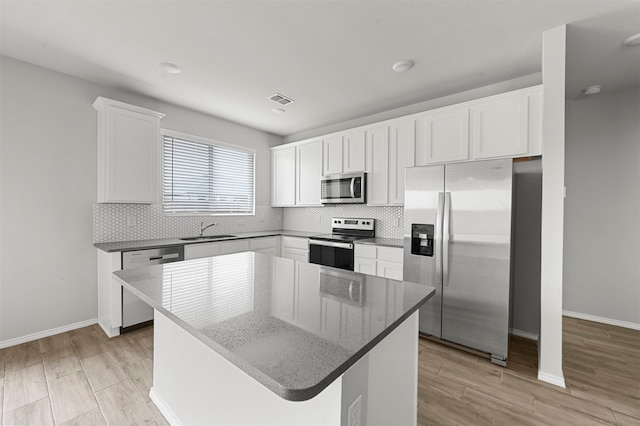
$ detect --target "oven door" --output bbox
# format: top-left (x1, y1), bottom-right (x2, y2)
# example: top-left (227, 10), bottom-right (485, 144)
top-left (308, 239), bottom-right (354, 271)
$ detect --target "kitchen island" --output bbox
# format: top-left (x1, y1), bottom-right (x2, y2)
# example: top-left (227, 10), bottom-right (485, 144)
top-left (113, 252), bottom-right (435, 425)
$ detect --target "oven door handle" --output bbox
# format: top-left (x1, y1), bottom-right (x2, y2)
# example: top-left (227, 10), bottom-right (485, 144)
top-left (309, 240), bottom-right (353, 249)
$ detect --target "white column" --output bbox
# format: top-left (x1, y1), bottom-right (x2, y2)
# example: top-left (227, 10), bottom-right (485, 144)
top-left (538, 24), bottom-right (566, 388)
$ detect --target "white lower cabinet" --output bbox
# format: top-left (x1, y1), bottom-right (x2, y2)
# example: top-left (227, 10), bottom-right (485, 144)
top-left (280, 236), bottom-right (309, 262)
top-left (354, 244), bottom-right (403, 280)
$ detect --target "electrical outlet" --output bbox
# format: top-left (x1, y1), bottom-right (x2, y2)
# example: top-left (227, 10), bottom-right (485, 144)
top-left (317, 214), bottom-right (322, 223)
top-left (126, 215), bottom-right (136, 227)
top-left (348, 395), bottom-right (362, 426)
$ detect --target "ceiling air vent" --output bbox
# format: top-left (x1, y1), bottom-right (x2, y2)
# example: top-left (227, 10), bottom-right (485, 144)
top-left (269, 93), bottom-right (295, 106)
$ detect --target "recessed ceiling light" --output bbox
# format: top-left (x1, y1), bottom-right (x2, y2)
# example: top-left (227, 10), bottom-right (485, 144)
top-left (392, 60), bottom-right (414, 73)
top-left (582, 85), bottom-right (602, 95)
top-left (623, 33), bottom-right (640, 46)
top-left (272, 108), bottom-right (286, 114)
top-left (159, 62), bottom-right (182, 74)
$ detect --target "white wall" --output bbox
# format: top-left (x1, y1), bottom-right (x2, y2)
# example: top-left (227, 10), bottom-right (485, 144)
top-left (564, 87), bottom-right (640, 327)
top-left (0, 56), bottom-right (282, 344)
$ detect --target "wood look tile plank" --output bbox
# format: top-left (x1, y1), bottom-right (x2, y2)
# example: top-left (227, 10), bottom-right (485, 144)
top-left (534, 399), bottom-right (616, 425)
top-left (80, 352), bottom-right (127, 392)
top-left (48, 370), bottom-right (98, 424)
top-left (42, 348), bottom-right (83, 382)
top-left (122, 356), bottom-right (153, 402)
top-left (106, 335), bottom-right (147, 368)
top-left (2, 397), bottom-right (54, 426)
top-left (418, 389), bottom-right (494, 426)
top-left (612, 410), bottom-right (640, 426)
top-left (567, 381), bottom-right (640, 419)
top-left (39, 332), bottom-right (74, 356)
top-left (3, 341), bottom-right (42, 372)
top-left (435, 358), bottom-right (503, 389)
top-left (3, 363), bottom-right (48, 412)
top-left (59, 408), bottom-right (108, 426)
top-left (461, 384), bottom-right (534, 414)
top-left (418, 367), bottom-right (465, 399)
top-left (95, 380), bottom-right (157, 426)
top-left (69, 328), bottom-right (109, 360)
top-left (499, 370), bottom-right (571, 403)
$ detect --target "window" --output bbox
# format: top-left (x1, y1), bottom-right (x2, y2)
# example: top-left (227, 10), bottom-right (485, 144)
top-left (162, 130), bottom-right (255, 215)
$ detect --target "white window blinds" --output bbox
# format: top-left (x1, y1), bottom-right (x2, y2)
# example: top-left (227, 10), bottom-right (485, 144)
top-left (163, 132), bottom-right (255, 215)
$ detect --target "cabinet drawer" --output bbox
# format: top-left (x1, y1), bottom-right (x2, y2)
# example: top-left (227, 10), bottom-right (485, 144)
top-left (220, 239), bottom-right (250, 255)
top-left (377, 246), bottom-right (403, 263)
top-left (355, 244), bottom-right (377, 259)
top-left (377, 260), bottom-right (403, 281)
top-left (185, 242), bottom-right (220, 260)
top-left (281, 236), bottom-right (309, 250)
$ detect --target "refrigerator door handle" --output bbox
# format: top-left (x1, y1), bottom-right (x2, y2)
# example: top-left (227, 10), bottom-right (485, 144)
top-left (435, 192), bottom-right (444, 286)
top-left (443, 191), bottom-right (451, 286)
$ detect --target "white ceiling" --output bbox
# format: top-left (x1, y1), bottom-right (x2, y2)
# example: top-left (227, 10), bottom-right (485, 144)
top-left (1, 1), bottom-right (638, 137)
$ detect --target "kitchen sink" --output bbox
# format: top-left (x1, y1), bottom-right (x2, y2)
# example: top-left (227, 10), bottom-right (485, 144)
top-left (180, 235), bottom-right (236, 241)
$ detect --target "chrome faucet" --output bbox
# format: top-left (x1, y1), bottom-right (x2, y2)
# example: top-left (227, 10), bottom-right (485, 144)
top-left (200, 221), bottom-right (219, 236)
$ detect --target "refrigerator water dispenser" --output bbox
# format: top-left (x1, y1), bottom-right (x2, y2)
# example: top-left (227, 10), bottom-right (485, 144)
top-left (411, 224), bottom-right (434, 257)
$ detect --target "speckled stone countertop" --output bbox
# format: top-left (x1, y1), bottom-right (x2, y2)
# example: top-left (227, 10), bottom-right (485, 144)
top-left (94, 230), bottom-right (319, 252)
top-left (356, 237), bottom-right (404, 248)
top-left (113, 252), bottom-right (435, 401)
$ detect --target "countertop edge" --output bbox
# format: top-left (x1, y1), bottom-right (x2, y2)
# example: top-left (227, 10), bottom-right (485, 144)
top-left (95, 230), bottom-right (320, 252)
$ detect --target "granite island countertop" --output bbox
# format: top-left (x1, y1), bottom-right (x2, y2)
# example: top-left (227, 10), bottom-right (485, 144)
top-left (113, 252), bottom-right (435, 401)
top-left (95, 229), bottom-right (319, 252)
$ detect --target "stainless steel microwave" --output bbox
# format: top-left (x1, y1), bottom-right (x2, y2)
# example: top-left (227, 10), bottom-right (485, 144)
top-left (320, 172), bottom-right (366, 204)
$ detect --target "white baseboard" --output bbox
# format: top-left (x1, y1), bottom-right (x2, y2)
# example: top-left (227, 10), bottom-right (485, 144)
top-left (150, 387), bottom-right (181, 426)
top-left (0, 318), bottom-right (98, 349)
top-left (563, 310), bottom-right (640, 331)
top-left (510, 328), bottom-right (539, 341)
top-left (538, 371), bottom-right (566, 388)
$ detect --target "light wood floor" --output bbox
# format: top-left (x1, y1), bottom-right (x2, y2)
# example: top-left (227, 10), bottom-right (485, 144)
top-left (0, 317), bottom-right (638, 425)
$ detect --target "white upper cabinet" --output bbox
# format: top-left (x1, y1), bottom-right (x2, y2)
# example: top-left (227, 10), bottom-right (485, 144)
top-left (471, 87), bottom-right (542, 159)
top-left (417, 107), bottom-right (470, 165)
top-left (388, 119), bottom-right (416, 205)
top-left (365, 126), bottom-right (389, 206)
top-left (271, 140), bottom-right (323, 207)
top-left (271, 145), bottom-right (296, 206)
top-left (323, 135), bottom-right (343, 175)
top-left (342, 130), bottom-right (366, 173)
top-left (296, 140), bottom-right (323, 206)
top-left (323, 130), bottom-right (366, 175)
top-left (93, 97), bottom-right (164, 203)
top-left (471, 95), bottom-right (529, 159)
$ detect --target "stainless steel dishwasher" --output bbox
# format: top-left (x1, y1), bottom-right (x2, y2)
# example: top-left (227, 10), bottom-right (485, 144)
top-left (121, 246), bottom-right (184, 332)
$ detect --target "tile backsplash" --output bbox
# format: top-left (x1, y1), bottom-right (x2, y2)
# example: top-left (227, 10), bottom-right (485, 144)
top-left (93, 204), bottom-right (282, 243)
top-left (94, 203), bottom-right (404, 243)
top-left (283, 205), bottom-right (404, 239)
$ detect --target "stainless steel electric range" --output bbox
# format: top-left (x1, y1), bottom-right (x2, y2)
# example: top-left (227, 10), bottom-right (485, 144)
top-left (308, 217), bottom-right (375, 271)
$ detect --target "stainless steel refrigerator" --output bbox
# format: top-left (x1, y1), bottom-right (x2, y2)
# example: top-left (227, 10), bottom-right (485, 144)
top-left (403, 158), bottom-right (513, 365)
